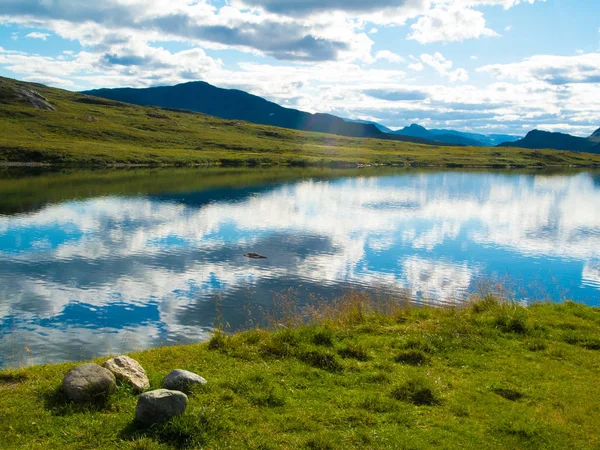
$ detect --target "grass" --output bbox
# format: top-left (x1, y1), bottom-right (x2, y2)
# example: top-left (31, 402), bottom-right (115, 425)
top-left (2, 75), bottom-right (600, 168)
top-left (1, 292), bottom-right (600, 449)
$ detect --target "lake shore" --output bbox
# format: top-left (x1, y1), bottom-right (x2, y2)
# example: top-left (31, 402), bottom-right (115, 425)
top-left (1, 292), bottom-right (599, 449)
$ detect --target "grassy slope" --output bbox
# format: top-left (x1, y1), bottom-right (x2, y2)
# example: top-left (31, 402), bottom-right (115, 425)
top-left (1, 294), bottom-right (599, 449)
top-left (2, 76), bottom-right (600, 167)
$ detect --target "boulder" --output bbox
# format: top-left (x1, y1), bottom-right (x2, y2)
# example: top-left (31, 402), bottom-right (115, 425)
top-left (135, 389), bottom-right (188, 425)
top-left (162, 369), bottom-right (207, 393)
top-left (102, 355), bottom-right (149, 393)
top-left (62, 363), bottom-right (116, 402)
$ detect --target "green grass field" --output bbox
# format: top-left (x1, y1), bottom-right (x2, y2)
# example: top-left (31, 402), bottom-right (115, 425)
top-left (2, 76), bottom-right (600, 168)
top-left (1, 293), bottom-right (599, 449)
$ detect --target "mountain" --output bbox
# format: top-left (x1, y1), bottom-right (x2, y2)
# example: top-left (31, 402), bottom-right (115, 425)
top-left (588, 128), bottom-right (600, 144)
top-left (392, 124), bottom-right (484, 147)
top-left (83, 82), bottom-right (439, 145)
top-left (389, 123), bottom-right (522, 147)
top-left (500, 129), bottom-right (600, 154)
top-left (428, 130), bottom-right (521, 147)
top-left (344, 119), bottom-right (393, 133)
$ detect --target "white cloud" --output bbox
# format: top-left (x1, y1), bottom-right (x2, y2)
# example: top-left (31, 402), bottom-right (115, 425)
top-left (375, 50), bottom-right (404, 63)
top-left (420, 52), bottom-right (469, 81)
top-left (25, 32), bottom-right (50, 40)
top-left (0, 0), bottom-right (593, 134)
top-left (408, 5), bottom-right (499, 44)
top-left (479, 53), bottom-right (600, 84)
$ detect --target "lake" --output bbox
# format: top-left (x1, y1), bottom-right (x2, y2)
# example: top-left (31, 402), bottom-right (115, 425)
top-left (1, 167), bottom-right (599, 367)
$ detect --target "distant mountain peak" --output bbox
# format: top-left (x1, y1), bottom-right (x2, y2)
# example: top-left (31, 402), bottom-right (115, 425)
top-left (392, 123), bottom-right (512, 147)
top-left (589, 127), bottom-right (600, 143)
top-left (501, 128), bottom-right (600, 154)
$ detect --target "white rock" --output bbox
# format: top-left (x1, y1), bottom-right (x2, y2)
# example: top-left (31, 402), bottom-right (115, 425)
top-left (102, 355), bottom-right (150, 393)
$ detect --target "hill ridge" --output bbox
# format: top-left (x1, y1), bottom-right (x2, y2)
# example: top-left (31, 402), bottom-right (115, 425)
top-left (83, 81), bottom-right (441, 146)
top-left (500, 129), bottom-right (600, 154)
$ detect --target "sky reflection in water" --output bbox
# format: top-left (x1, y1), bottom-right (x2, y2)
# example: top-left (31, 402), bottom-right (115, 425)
top-left (1, 170), bottom-right (599, 366)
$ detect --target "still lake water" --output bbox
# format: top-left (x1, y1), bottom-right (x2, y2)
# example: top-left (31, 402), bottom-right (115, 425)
top-left (1, 168), bottom-right (599, 367)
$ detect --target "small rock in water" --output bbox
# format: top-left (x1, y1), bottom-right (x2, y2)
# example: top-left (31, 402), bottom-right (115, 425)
top-left (162, 369), bottom-right (207, 393)
top-left (244, 252), bottom-right (267, 259)
top-left (62, 363), bottom-right (116, 402)
top-left (102, 355), bottom-right (150, 393)
top-left (135, 389), bottom-right (188, 425)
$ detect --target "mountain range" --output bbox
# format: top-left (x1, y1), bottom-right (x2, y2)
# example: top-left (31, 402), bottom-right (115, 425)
top-left (83, 82), bottom-right (440, 146)
top-left (343, 121), bottom-right (520, 147)
top-left (84, 82), bottom-right (516, 147)
top-left (84, 81), bottom-right (599, 153)
top-left (389, 124), bottom-right (522, 147)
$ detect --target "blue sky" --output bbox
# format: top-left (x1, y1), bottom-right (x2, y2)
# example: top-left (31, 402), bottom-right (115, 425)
top-left (0, 0), bottom-right (598, 135)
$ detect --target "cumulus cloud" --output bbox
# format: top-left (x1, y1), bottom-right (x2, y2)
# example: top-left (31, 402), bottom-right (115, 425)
top-left (0, 0), bottom-right (354, 62)
top-left (479, 53), bottom-right (600, 85)
top-left (0, 0), bottom-right (593, 135)
top-left (409, 5), bottom-right (498, 43)
top-left (237, 0), bottom-right (430, 24)
top-left (375, 50), bottom-right (404, 63)
top-left (420, 52), bottom-right (469, 81)
top-left (408, 62), bottom-right (424, 71)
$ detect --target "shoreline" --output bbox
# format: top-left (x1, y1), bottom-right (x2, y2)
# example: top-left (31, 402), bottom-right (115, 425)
top-left (2, 160), bottom-right (600, 169)
top-left (1, 293), bottom-right (599, 449)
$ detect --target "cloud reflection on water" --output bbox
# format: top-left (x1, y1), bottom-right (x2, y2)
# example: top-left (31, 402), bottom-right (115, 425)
top-left (1, 171), bottom-right (599, 366)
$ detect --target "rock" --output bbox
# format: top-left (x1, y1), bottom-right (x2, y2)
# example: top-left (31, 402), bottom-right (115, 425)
top-left (162, 369), bottom-right (207, 393)
top-left (135, 389), bottom-right (188, 425)
top-left (244, 252), bottom-right (267, 259)
top-left (102, 355), bottom-right (149, 393)
top-left (15, 87), bottom-right (55, 111)
top-left (62, 363), bottom-right (116, 402)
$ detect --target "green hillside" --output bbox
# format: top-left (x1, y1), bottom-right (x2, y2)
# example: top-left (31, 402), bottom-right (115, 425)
top-left (1, 76), bottom-right (600, 168)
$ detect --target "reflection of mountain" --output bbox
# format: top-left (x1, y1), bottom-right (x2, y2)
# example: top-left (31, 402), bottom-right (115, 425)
top-left (2, 171), bottom-right (600, 366)
top-left (0, 167), bottom-right (394, 216)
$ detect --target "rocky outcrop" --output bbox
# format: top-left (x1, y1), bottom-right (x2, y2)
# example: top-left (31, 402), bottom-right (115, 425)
top-left (15, 87), bottom-right (55, 111)
top-left (135, 389), bottom-right (188, 425)
top-left (62, 363), bottom-right (116, 402)
top-left (162, 369), bottom-right (207, 393)
top-left (102, 355), bottom-right (149, 393)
